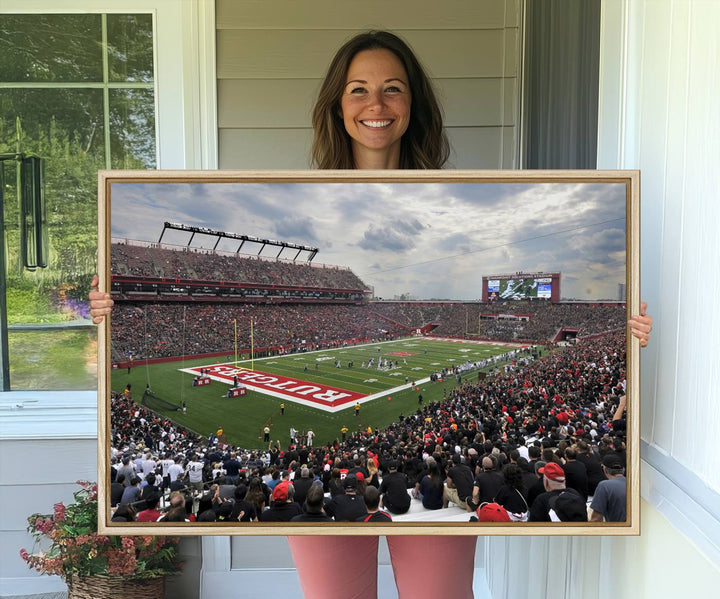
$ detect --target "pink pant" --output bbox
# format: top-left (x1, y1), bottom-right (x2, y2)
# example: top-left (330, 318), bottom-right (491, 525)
top-left (287, 535), bottom-right (477, 599)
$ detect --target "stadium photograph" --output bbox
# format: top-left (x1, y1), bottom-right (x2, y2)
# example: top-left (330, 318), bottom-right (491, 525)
top-left (102, 173), bottom-right (634, 529)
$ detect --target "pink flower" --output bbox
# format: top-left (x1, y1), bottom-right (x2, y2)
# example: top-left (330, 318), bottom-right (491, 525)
top-left (22, 481), bottom-right (181, 580)
top-left (121, 537), bottom-right (135, 549)
top-left (34, 518), bottom-right (53, 535)
top-left (53, 503), bottom-right (66, 522)
top-left (107, 548), bottom-right (137, 576)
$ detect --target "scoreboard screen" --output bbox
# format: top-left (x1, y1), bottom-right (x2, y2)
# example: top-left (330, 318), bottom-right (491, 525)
top-left (488, 277), bottom-right (552, 300)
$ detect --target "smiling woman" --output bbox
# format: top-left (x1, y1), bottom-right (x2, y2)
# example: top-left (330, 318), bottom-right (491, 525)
top-left (340, 49), bottom-right (412, 169)
top-left (311, 31), bottom-right (448, 170)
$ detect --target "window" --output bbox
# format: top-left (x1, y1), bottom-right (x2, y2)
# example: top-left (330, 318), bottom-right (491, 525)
top-left (0, 13), bottom-right (156, 390)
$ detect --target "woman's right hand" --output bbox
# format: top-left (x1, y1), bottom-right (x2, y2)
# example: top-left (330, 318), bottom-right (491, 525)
top-left (89, 274), bottom-right (114, 324)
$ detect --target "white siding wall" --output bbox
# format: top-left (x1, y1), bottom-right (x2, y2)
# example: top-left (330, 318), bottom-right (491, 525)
top-left (597, 0), bottom-right (720, 499)
top-left (215, 0), bottom-right (522, 169)
top-left (608, 0), bottom-right (720, 492)
top-left (486, 1), bottom-right (720, 596)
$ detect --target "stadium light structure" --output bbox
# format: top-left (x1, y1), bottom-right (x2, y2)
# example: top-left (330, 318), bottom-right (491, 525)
top-left (159, 222), bottom-right (319, 262)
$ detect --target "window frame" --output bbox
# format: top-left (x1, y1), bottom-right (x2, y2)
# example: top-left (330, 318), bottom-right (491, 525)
top-left (0, 0), bottom-right (216, 428)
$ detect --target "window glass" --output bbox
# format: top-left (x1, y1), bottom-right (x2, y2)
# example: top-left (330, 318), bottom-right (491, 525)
top-left (7, 329), bottom-right (98, 390)
top-left (0, 88), bottom-right (107, 160)
top-left (0, 13), bottom-right (155, 391)
top-left (109, 89), bottom-right (156, 169)
top-left (107, 14), bottom-right (155, 83)
top-left (0, 14), bottom-right (103, 82)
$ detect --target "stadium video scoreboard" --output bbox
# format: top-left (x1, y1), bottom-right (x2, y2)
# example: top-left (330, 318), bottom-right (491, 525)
top-left (482, 272), bottom-right (561, 302)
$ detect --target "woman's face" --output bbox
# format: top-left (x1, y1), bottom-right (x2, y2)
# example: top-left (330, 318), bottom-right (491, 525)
top-left (340, 48), bottom-right (411, 167)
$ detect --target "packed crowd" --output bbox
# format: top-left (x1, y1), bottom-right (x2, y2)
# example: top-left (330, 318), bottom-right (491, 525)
top-left (111, 300), bottom-right (625, 363)
top-left (385, 300), bottom-right (627, 343)
top-left (109, 329), bottom-right (628, 524)
top-left (112, 242), bottom-right (367, 290)
top-left (111, 303), bottom-right (408, 362)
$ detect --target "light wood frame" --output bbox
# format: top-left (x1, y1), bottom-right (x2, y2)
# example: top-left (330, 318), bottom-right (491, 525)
top-left (97, 169), bottom-right (640, 536)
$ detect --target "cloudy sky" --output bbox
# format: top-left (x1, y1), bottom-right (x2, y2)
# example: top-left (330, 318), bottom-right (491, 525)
top-left (110, 180), bottom-right (627, 300)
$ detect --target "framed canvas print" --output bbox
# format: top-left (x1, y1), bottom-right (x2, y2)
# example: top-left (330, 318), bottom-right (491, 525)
top-left (97, 170), bottom-right (640, 536)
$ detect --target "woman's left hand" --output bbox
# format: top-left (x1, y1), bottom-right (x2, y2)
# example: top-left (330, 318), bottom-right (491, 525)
top-left (628, 301), bottom-right (652, 347)
top-left (89, 274), bottom-right (114, 324)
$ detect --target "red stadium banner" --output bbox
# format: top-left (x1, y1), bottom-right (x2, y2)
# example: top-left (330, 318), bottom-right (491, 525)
top-left (182, 363), bottom-right (366, 409)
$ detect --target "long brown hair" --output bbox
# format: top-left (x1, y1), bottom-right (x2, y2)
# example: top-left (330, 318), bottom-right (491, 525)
top-left (311, 30), bottom-right (449, 170)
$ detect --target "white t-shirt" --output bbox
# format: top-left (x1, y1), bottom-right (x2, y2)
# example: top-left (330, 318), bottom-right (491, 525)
top-left (187, 460), bottom-right (204, 483)
top-left (168, 463), bottom-right (184, 482)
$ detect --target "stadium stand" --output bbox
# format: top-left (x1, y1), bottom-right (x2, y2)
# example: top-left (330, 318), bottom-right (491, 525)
top-left (112, 242), bottom-right (367, 290)
top-left (111, 301), bottom-right (624, 363)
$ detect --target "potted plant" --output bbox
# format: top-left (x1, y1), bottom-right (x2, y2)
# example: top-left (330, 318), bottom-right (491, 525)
top-left (20, 480), bottom-right (182, 599)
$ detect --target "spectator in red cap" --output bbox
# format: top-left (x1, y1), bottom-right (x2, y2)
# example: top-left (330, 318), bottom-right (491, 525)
top-left (529, 463), bottom-right (566, 522)
top-left (260, 481), bottom-right (302, 522)
top-left (529, 462), bottom-right (586, 521)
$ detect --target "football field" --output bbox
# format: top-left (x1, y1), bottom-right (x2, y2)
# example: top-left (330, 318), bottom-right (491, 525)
top-left (111, 337), bottom-right (527, 450)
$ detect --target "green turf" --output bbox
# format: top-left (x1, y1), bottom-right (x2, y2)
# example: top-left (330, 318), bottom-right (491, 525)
top-left (111, 338), bottom-right (523, 450)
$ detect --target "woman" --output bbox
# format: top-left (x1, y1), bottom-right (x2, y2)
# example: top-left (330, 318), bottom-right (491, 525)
top-left (90, 29), bottom-right (653, 599)
top-left (493, 463), bottom-right (529, 521)
top-left (110, 503), bottom-right (136, 522)
top-left (418, 457), bottom-right (445, 510)
top-left (244, 476), bottom-right (268, 517)
top-left (365, 458), bottom-right (380, 489)
top-left (310, 31), bottom-right (448, 170)
top-left (328, 467), bottom-right (344, 497)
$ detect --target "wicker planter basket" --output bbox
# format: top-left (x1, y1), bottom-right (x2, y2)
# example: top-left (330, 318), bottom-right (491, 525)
top-left (67, 575), bottom-right (165, 599)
